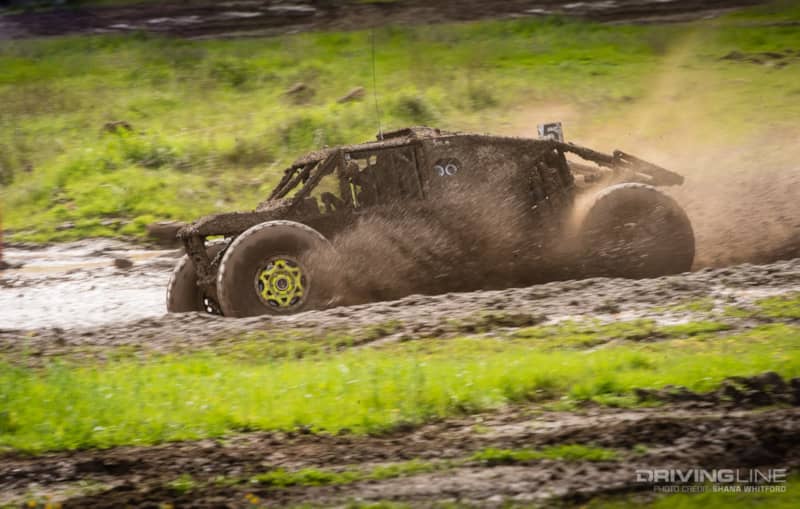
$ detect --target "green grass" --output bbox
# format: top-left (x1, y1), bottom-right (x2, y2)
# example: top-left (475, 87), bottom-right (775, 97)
top-left (724, 293), bottom-right (800, 321)
top-left (1, 323), bottom-right (798, 453)
top-left (471, 444), bottom-right (618, 465)
top-left (511, 318), bottom-right (731, 349)
top-left (1, 2), bottom-right (800, 240)
top-left (251, 459), bottom-right (440, 488)
top-left (755, 293), bottom-right (800, 320)
top-left (166, 473), bottom-right (197, 494)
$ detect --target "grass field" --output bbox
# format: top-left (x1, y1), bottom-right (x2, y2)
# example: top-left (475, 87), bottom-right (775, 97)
top-left (2, 318), bottom-right (797, 453)
top-left (1, 1), bottom-right (800, 241)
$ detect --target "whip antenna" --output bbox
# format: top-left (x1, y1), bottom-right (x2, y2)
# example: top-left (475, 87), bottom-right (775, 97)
top-left (371, 28), bottom-right (384, 140)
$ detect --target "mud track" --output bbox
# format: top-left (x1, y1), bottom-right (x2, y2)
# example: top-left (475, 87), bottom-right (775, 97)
top-left (0, 0), bottom-right (765, 40)
top-left (2, 240), bottom-right (799, 358)
top-left (1, 403), bottom-right (797, 507)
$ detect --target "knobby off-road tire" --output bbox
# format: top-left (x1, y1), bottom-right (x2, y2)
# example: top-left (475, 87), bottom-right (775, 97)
top-left (216, 220), bottom-right (333, 318)
top-left (166, 241), bottom-right (227, 314)
top-left (580, 183), bottom-right (694, 278)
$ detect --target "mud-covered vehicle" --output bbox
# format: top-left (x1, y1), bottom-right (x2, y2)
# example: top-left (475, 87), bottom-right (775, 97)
top-left (168, 126), bottom-right (694, 317)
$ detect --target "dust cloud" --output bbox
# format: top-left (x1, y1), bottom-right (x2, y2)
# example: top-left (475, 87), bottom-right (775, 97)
top-left (517, 30), bottom-right (800, 269)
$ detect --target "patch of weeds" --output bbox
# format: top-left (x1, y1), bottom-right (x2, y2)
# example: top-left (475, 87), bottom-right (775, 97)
top-left (515, 319), bottom-right (732, 350)
top-left (659, 297), bottom-right (716, 313)
top-left (116, 133), bottom-right (179, 169)
top-left (514, 319), bottom-right (659, 348)
top-left (226, 329), bottom-right (357, 361)
top-left (456, 312), bottom-right (545, 334)
top-left (724, 305), bottom-right (754, 319)
top-left (357, 320), bottom-right (403, 342)
top-left (391, 94), bottom-right (437, 124)
top-left (368, 459), bottom-right (441, 480)
top-left (208, 58), bottom-right (259, 89)
top-left (253, 467), bottom-right (357, 488)
top-left (222, 137), bottom-right (274, 168)
top-left (657, 321), bottom-right (731, 337)
top-left (0, 410), bottom-right (19, 433)
top-left (472, 444), bottom-right (618, 465)
top-left (723, 293), bottom-right (800, 321)
top-left (466, 82), bottom-right (498, 110)
top-left (275, 114), bottom-right (326, 152)
top-left (755, 293), bottom-right (800, 320)
top-left (166, 473), bottom-right (196, 494)
top-left (251, 460), bottom-right (439, 489)
top-left (471, 424), bottom-right (491, 434)
top-left (590, 393), bottom-right (641, 408)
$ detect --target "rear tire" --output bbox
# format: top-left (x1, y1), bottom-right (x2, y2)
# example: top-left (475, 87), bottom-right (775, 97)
top-left (166, 241), bottom-right (227, 314)
top-left (216, 220), bottom-right (333, 317)
top-left (579, 183), bottom-right (694, 278)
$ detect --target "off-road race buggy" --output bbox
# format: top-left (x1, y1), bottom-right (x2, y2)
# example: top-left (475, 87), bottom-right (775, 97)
top-left (168, 126), bottom-right (694, 317)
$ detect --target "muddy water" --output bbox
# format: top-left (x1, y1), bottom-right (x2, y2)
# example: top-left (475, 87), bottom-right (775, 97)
top-left (0, 240), bottom-right (178, 329)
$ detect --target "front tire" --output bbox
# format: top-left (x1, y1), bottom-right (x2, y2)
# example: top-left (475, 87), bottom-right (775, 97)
top-left (216, 220), bottom-right (332, 317)
top-left (579, 183), bottom-right (694, 278)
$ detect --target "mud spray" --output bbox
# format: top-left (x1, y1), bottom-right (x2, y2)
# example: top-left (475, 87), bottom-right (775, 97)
top-left (309, 27), bottom-right (800, 304)
top-left (305, 175), bottom-right (570, 306)
top-left (517, 30), bottom-right (800, 269)
top-left (632, 36), bottom-right (799, 267)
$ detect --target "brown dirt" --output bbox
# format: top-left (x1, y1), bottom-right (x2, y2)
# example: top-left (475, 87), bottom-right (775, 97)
top-left (0, 0), bottom-right (765, 40)
top-left (1, 399), bottom-right (797, 507)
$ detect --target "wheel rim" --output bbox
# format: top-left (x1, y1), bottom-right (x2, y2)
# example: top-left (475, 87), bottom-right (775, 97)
top-left (254, 256), bottom-right (307, 310)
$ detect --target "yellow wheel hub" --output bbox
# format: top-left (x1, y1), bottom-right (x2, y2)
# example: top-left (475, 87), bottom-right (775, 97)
top-left (256, 257), bottom-right (306, 309)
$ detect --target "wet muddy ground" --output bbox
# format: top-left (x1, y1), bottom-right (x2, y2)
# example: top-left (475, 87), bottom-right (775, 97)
top-left (2, 244), bottom-right (799, 506)
top-left (1, 240), bottom-right (799, 357)
top-left (0, 0), bottom-right (765, 40)
top-left (0, 240), bottom-right (177, 330)
top-left (1, 403), bottom-right (797, 507)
